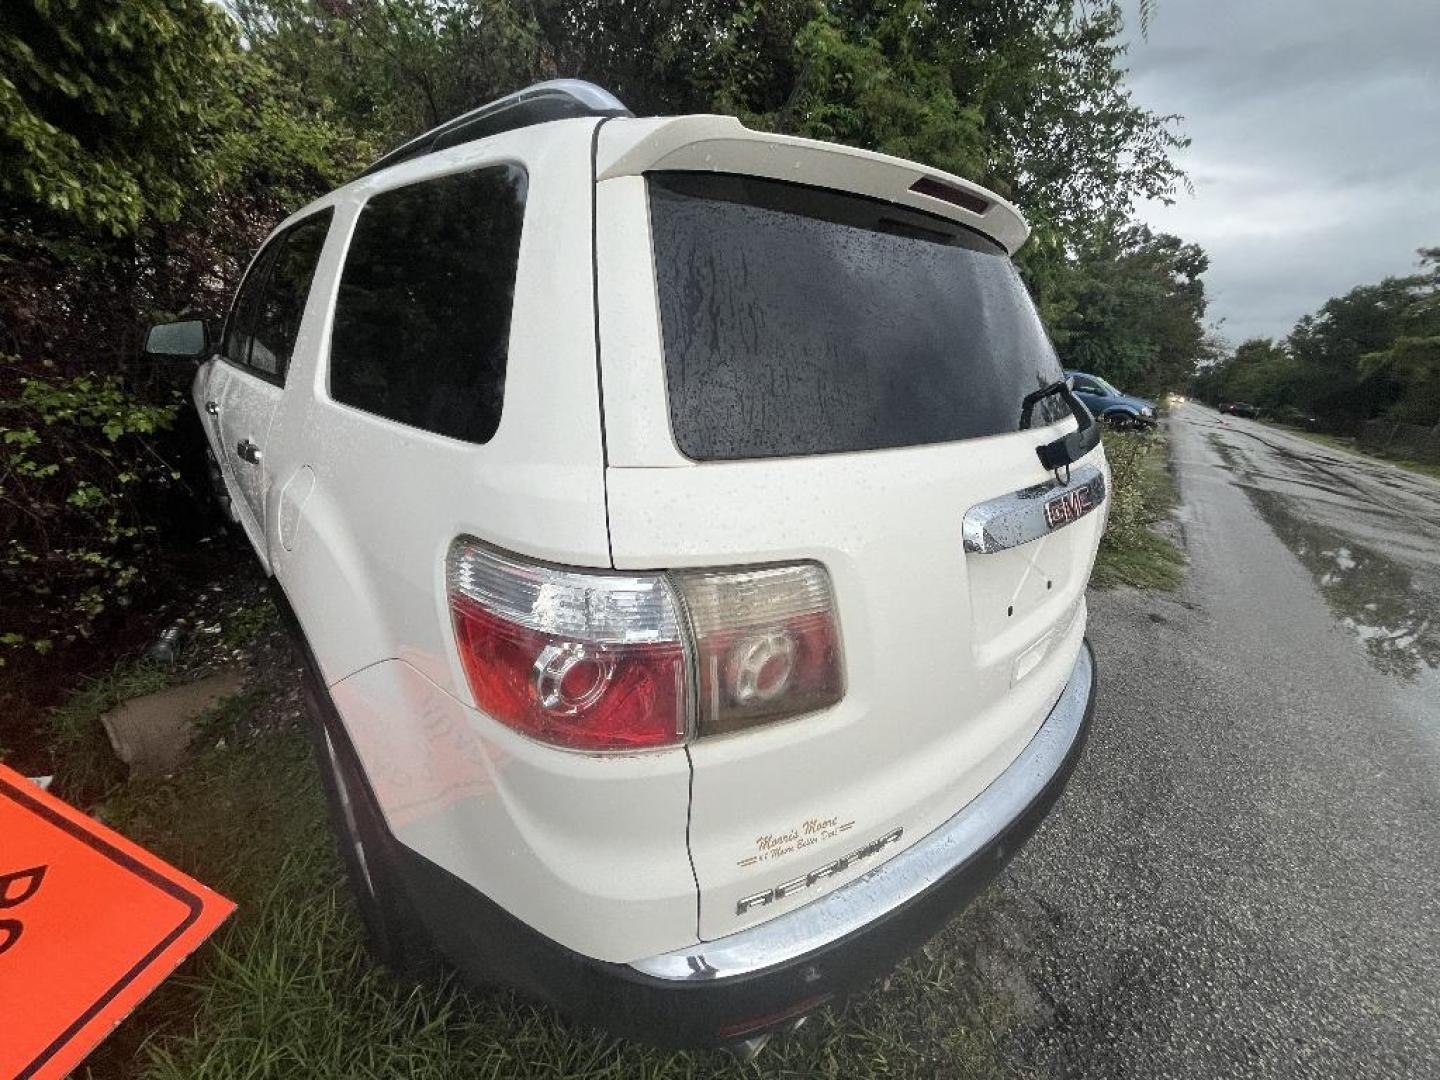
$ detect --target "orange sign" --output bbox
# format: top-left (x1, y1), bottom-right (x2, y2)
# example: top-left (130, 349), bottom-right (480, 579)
top-left (0, 764), bottom-right (235, 1080)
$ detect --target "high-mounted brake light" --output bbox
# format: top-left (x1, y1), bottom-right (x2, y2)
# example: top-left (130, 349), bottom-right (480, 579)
top-left (446, 541), bottom-right (844, 751)
top-left (909, 176), bottom-right (990, 215)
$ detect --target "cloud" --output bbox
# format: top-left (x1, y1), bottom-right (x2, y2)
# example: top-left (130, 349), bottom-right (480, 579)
top-left (1121, 0), bottom-right (1440, 344)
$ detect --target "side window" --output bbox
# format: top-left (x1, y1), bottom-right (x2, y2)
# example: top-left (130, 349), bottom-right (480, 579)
top-left (246, 211), bottom-right (333, 379)
top-left (221, 210), bottom-right (333, 381)
top-left (223, 245), bottom-right (277, 367)
top-left (1073, 379), bottom-right (1101, 395)
top-left (329, 164), bottom-right (527, 444)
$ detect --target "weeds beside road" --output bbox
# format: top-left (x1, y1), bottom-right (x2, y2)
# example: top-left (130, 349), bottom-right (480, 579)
top-left (1091, 425), bottom-right (1186, 591)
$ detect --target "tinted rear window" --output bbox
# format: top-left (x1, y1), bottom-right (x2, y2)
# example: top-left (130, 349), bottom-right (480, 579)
top-left (329, 164), bottom-right (527, 443)
top-left (649, 173), bottom-right (1066, 460)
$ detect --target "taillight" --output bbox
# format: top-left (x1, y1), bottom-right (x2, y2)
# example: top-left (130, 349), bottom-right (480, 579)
top-left (446, 540), bottom-right (845, 751)
top-left (673, 563), bottom-right (844, 737)
top-left (447, 539), bottom-right (689, 751)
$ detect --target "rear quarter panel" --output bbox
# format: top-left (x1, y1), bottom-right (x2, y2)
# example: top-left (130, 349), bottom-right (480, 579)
top-left (260, 121), bottom-right (701, 962)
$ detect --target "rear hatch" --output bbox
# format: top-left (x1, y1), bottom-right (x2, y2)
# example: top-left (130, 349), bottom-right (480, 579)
top-left (595, 123), bottom-right (1105, 941)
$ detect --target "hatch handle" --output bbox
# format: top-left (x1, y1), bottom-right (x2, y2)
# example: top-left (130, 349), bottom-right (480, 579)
top-left (1020, 378), bottom-right (1099, 474)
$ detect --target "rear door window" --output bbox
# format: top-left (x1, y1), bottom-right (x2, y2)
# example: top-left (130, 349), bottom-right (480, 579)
top-left (222, 247), bottom-right (276, 368)
top-left (222, 210), bottom-right (333, 381)
top-left (246, 211), bottom-right (333, 379)
top-left (328, 164), bottom-right (527, 444)
top-left (648, 173), bottom-right (1067, 460)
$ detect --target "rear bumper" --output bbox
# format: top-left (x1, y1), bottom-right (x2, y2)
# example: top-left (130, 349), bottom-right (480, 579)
top-left (393, 639), bottom-right (1097, 1047)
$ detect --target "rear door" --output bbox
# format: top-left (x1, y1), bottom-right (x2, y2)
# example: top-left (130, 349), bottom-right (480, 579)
top-left (597, 163), bottom-right (1106, 941)
top-left (214, 211), bottom-right (332, 567)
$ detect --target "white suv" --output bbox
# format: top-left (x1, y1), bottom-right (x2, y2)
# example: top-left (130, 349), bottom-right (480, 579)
top-left (150, 80), bottom-right (1105, 1047)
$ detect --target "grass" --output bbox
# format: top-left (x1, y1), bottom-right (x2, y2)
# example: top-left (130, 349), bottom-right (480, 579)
top-left (60, 647), bottom-right (1016, 1078)
top-left (1090, 426), bottom-right (1186, 591)
top-left (217, 595), bottom-right (280, 651)
top-left (1272, 425), bottom-right (1440, 481)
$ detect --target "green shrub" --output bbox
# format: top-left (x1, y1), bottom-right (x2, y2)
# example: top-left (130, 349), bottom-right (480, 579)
top-left (1092, 427), bottom-right (1185, 590)
top-left (0, 365), bottom-right (179, 662)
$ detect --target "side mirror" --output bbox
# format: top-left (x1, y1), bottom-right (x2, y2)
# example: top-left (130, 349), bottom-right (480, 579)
top-left (144, 318), bottom-right (211, 360)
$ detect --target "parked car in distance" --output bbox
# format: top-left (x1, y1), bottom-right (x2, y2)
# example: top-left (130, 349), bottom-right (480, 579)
top-left (1220, 401), bottom-right (1260, 418)
top-left (1065, 370), bottom-right (1157, 428)
top-left (147, 80), bottom-right (1104, 1052)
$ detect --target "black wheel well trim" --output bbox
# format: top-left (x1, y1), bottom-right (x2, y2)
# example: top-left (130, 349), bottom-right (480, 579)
top-left (267, 579), bottom-right (380, 803)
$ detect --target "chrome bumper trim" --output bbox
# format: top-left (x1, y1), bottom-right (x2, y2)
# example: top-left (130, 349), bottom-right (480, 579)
top-left (961, 464), bottom-right (1106, 553)
top-left (629, 642), bottom-right (1094, 981)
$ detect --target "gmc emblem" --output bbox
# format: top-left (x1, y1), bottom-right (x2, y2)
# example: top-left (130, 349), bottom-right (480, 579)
top-left (1044, 487), bottom-right (1093, 530)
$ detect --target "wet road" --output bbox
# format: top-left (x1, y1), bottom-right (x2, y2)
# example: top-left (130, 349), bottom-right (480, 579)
top-left (991, 404), bottom-right (1440, 1078)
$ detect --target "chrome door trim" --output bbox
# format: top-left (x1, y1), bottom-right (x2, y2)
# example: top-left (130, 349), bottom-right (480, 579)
top-left (628, 642), bottom-right (1094, 981)
top-left (961, 463), bottom-right (1106, 554)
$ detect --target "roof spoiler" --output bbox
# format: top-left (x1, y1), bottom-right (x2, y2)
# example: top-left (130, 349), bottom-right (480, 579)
top-left (359, 80), bottom-right (632, 179)
top-left (595, 115), bottom-right (1028, 253)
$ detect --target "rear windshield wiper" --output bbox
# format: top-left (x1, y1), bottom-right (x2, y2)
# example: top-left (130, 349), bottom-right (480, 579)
top-left (1020, 378), bottom-right (1100, 476)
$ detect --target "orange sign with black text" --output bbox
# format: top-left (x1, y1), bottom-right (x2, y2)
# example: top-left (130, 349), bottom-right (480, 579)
top-left (0, 764), bottom-right (235, 1080)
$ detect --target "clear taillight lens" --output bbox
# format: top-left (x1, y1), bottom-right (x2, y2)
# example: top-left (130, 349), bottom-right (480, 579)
top-left (447, 539), bottom-right (688, 751)
top-left (674, 563), bottom-right (844, 737)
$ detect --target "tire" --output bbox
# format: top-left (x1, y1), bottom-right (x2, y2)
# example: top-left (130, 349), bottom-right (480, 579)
top-left (297, 654), bottom-right (436, 977)
top-left (1103, 410), bottom-right (1138, 430)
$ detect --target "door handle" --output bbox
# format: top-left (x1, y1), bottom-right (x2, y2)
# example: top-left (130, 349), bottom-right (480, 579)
top-left (236, 439), bottom-right (262, 465)
top-left (205, 400), bottom-right (219, 415)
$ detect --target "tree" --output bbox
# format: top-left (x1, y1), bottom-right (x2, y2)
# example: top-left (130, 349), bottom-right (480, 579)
top-left (233, 0), bottom-right (551, 140)
top-left (1, 0), bottom-right (234, 235)
top-left (1359, 248), bottom-right (1440, 427)
top-left (1044, 220), bottom-right (1209, 394)
top-left (1, 0), bottom-right (366, 667)
top-left (1191, 248), bottom-right (1440, 432)
top-left (234, 0), bottom-right (1187, 246)
top-left (1285, 277), bottom-right (1413, 430)
top-left (1193, 337), bottom-right (1293, 412)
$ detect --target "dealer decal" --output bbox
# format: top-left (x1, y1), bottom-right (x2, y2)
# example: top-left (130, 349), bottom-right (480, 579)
top-left (737, 815), bottom-right (856, 869)
top-left (0, 764), bottom-right (234, 1080)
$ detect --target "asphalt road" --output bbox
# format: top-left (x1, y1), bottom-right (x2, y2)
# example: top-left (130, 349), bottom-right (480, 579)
top-left (990, 404), bottom-right (1440, 1079)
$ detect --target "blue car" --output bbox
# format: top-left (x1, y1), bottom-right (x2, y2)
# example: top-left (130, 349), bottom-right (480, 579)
top-left (1064, 370), bottom-right (1157, 429)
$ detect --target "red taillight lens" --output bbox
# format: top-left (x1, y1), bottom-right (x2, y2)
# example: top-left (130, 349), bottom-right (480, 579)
top-left (447, 540), bottom-right (844, 749)
top-left (674, 563), bottom-right (845, 737)
top-left (447, 540), bottom-right (688, 751)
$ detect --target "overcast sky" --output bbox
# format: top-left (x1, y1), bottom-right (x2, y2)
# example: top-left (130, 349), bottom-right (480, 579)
top-left (1121, 0), bottom-right (1440, 345)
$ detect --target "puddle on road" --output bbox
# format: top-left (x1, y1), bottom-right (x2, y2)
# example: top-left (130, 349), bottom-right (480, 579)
top-left (1244, 486), bottom-right (1440, 682)
top-left (1201, 426), bottom-right (1440, 685)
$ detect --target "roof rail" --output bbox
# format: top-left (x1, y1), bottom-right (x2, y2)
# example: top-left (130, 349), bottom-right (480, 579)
top-left (359, 80), bottom-right (632, 179)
